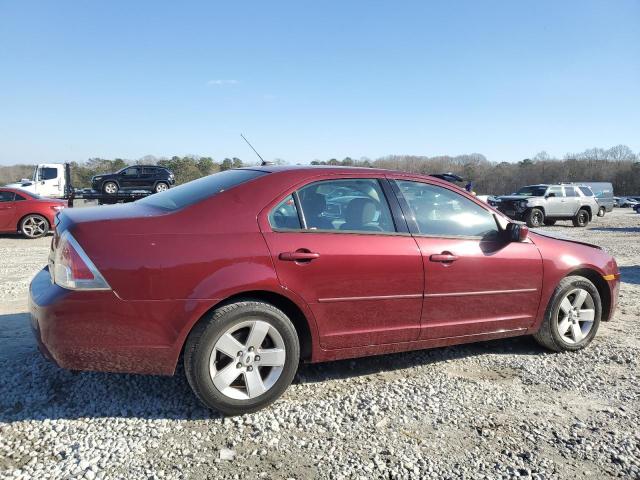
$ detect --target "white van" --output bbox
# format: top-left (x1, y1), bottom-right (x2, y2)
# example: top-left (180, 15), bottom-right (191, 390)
top-left (5, 163), bottom-right (66, 198)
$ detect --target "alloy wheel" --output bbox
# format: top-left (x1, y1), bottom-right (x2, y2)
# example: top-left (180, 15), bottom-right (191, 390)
top-left (155, 183), bottom-right (168, 192)
top-left (209, 320), bottom-right (286, 400)
top-left (104, 182), bottom-right (118, 194)
top-left (556, 288), bottom-right (595, 344)
top-left (532, 210), bottom-right (543, 226)
top-left (22, 215), bottom-right (47, 238)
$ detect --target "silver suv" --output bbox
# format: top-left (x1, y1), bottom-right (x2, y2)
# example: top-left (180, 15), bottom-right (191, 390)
top-left (494, 184), bottom-right (599, 228)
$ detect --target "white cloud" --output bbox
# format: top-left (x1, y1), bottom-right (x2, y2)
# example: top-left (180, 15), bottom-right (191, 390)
top-left (207, 79), bottom-right (239, 86)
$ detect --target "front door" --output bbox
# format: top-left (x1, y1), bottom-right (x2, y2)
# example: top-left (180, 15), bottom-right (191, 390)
top-left (260, 177), bottom-right (424, 349)
top-left (35, 165), bottom-right (62, 197)
top-left (544, 185), bottom-right (565, 216)
top-left (391, 178), bottom-right (543, 340)
top-left (0, 191), bottom-right (16, 229)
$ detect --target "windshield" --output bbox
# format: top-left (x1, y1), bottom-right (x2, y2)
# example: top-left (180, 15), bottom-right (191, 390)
top-left (515, 186), bottom-right (547, 197)
top-left (138, 169), bottom-right (268, 210)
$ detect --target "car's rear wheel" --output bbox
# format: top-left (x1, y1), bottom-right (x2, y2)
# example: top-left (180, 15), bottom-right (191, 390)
top-left (20, 214), bottom-right (49, 239)
top-left (597, 206), bottom-right (605, 217)
top-left (103, 181), bottom-right (118, 195)
top-left (525, 208), bottom-right (544, 228)
top-left (572, 208), bottom-right (590, 227)
top-left (534, 275), bottom-right (601, 352)
top-left (154, 182), bottom-right (169, 193)
top-left (184, 301), bottom-right (300, 415)
top-left (543, 219), bottom-right (556, 226)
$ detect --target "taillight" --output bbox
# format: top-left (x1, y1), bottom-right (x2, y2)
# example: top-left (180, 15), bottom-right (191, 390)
top-left (51, 231), bottom-right (111, 290)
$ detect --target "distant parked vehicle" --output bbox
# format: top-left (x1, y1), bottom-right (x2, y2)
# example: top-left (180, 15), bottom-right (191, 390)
top-left (0, 187), bottom-right (66, 238)
top-left (618, 196), bottom-right (640, 208)
top-left (634, 203), bottom-right (640, 214)
top-left (572, 182), bottom-right (614, 217)
top-left (91, 165), bottom-right (175, 195)
top-left (495, 183), bottom-right (599, 228)
top-left (5, 163), bottom-right (67, 198)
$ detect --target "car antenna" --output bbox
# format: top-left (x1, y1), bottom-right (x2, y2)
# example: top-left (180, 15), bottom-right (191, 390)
top-left (241, 133), bottom-right (272, 166)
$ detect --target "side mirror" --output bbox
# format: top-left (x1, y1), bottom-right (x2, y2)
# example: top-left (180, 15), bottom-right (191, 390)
top-left (506, 223), bottom-right (529, 242)
top-left (545, 193), bottom-right (556, 198)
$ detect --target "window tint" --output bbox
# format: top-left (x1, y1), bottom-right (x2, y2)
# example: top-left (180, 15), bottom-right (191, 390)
top-left (579, 186), bottom-right (594, 196)
top-left (14, 193), bottom-right (27, 201)
top-left (122, 167), bottom-right (139, 176)
top-left (138, 169), bottom-right (267, 210)
top-left (548, 186), bottom-right (563, 197)
top-left (269, 195), bottom-right (301, 230)
top-left (395, 180), bottom-right (498, 239)
top-left (142, 167), bottom-right (154, 174)
top-left (38, 167), bottom-right (58, 181)
top-left (0, 191), bottom-right (14, 202)
top-left (297, 179), bottom-right (396, 233)
top-left (564, 186), bottom-right (577, 197)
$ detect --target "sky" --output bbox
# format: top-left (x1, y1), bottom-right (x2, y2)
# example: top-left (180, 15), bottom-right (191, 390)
top-left (0, 0), bottom-right (639, 165)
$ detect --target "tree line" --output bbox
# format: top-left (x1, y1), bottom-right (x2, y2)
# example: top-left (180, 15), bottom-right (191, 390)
top-left (1, 145), bottom-right (639, 195)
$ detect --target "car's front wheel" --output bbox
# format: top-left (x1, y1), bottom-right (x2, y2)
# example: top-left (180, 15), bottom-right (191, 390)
top-left (20, 214), bottom-right (49, 239)
top-left (534, 275), bottom-right (601, 352)
top-left (572, 208), bottom-right (590, 227)
top-left (154, 182), bottom-right (169, 193)
top-left (525, 208), bottom-right (544, 228)
top-left (103, 181), bottom-right (119, 195)
top-left (184, 301), bottom-right (300, 415)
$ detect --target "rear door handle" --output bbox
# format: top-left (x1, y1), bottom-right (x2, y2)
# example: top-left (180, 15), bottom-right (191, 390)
top-left (429, 253), bottom-right (458, 263)
top-left (279, 250), bottom-right (320, 262)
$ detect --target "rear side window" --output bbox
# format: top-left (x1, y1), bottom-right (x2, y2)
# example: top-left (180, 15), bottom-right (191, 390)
top-left (139, 169), bottom-right (267, 210)
top-left (579, 186), bottom-right (593, 196)
top-left (395, 180), bottom-right (498, 239)
top-left (269, 195), bottom-right (301, 230)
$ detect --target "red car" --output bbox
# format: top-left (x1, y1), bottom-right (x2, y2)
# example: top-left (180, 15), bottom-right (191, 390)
top-left (29, 167), bottom-right (620, 414)
top-left (0, 187), bottom-right (66, 239)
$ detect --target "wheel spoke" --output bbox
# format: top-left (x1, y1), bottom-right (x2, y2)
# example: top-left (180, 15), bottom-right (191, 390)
top-left (559, 298), bottom-right (572, 314)
top-left (579, 309), bottom-right (595, 322)
top-left (570, 322), bottom-right (584, 342)
top-left (558, 317), bottom-right (571, 336)
top-left (246, 321), bottom-right (270, 348)
top-left (244, 369), bottom-right (267, 398)
top-left (213, 363), bottom-right (242, 391)
top-left (257, 348), bottom-right (286, 367)
top-left (572, 290), bottom-right (588, 309)
top-left (215, 333), bottom-right (245, 358)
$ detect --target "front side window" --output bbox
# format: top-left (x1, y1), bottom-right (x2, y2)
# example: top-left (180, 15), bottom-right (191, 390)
top-left (122, 167), bottom-right (139, 176)
top-left (395, 180), bottom-right (498, 239)
top-left (0, 191), bottom-right (15, 202)
top-left (547, 186), bottom-right (563, 197)
top-left (38, 167), bottom-right (58, 181)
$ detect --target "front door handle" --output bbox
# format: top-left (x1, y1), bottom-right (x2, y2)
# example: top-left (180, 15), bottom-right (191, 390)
top-left (279, 250), bottom-right (320, 262)
top-left (429, 252), bottom-right (458, 263)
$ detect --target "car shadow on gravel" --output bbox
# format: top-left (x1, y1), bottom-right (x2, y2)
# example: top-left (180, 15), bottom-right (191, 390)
top-left (296, 335), bottom-right (542, 385)
top-left (0, 312), bottom-right (545, 423)
top-left (618, 265), bottom-right (640, 285)
top-left (591, 227), bottom-right (640, 233)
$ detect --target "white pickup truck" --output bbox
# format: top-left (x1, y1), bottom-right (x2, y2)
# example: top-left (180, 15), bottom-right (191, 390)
top-left (5, 163), bottom-right (67, 198)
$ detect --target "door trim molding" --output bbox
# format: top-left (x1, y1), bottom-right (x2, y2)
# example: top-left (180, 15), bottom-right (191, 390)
top-left (424, 288), bottom-right (537, 298)
top-left (318, 293), bottom-right (423, 303)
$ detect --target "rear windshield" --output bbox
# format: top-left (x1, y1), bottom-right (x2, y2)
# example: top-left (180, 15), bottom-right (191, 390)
top-left (138, 169), bottom-right (267, 210)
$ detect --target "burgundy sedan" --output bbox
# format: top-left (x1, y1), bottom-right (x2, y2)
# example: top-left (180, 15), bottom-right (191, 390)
top-left (29, 167), bottom-right (620, 414)
top-left (0, 187), bottom-right (66, 238)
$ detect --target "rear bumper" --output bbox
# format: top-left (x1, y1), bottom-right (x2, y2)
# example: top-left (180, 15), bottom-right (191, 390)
top-left (29, 268), bottom-right (210, 375)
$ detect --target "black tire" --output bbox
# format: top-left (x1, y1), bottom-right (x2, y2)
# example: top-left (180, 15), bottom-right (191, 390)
top-left (184, 301), bottom-right (300, 415)
top-left (543, 219), bottom-right (556, 226)
top-left (103, 181), bottom-right (119, 195)
top-left (533, 275), bottom-right (601, 352)
top-left (572, 208), bottom-right (590, 227)
top-left (597, 206), bottom-right (605, 217)
top-left (20, 214), bottom-right (49, 239)
top-left (154, 182), bottom-right (169, 193)
top-left (525, 208), bottom-right (544, 228)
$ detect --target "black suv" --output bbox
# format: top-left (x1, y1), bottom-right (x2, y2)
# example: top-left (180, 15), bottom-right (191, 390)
top-left (91, 166), bottom-right (175, 194)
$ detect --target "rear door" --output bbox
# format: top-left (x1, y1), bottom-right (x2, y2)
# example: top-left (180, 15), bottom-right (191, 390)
top-left (260, 175), bottom-right (424, 349)
top-left (562, 186), bottom-right (580, 215)
top-left (389, 177), bottom-right (543, 340)
top-left (0, 191), bottom-right (16, 229)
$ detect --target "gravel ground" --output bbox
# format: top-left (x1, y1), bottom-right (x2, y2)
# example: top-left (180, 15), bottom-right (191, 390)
top-left (1, 209), bottom-right (639, 479)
